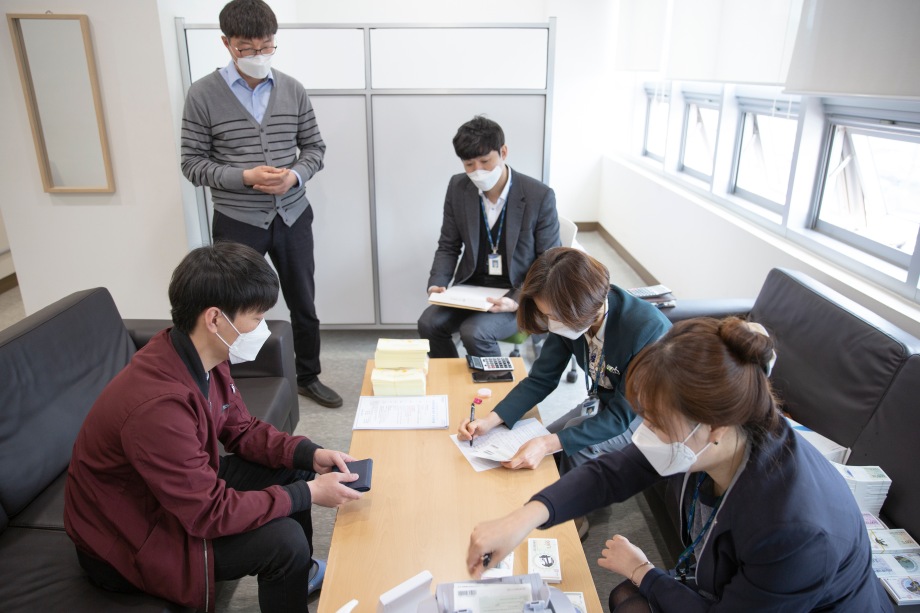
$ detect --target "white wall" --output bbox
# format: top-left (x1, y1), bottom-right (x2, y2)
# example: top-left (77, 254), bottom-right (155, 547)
top-left (598, 157), bottom-right (920, 338)
top-left (0, 0), bottom-right (188, 318)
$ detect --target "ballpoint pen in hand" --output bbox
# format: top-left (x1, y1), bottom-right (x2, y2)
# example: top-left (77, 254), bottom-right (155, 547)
top-left (469, 403), bottom-right (475, 447)
top-left (469, 397), bottom-right (482, 447)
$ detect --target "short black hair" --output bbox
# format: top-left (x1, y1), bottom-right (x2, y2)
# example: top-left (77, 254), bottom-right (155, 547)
top-left (169, 241), bottom-right (279, 334)
top-left (452, 116), bottom-right (505, 160)
top-left (219, 0), bottom-right (278, 40)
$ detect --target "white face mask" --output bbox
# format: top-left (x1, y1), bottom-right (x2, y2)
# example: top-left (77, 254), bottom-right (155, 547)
top-left (236, 54), bottom-right (273, 79)
top-left (633, 422), bottom-right (712, 476)
top-left (547, 317), bottom-right (590, 340)
top-left (467, 163), bottom-right (503, 192)
top-left (216, 313), bottom-right (271, 364)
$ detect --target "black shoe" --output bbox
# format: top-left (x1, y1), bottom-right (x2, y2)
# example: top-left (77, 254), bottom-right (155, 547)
top-left (298, 380), bottom-right (343, 408)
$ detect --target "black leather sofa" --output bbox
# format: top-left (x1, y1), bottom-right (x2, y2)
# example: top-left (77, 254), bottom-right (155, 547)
top-left (645, 268), bottom-right (920, 573)
top-left (0, 287), bottom-right (300, 612)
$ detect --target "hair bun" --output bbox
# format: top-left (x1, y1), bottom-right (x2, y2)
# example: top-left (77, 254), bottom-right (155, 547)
top-left (719, 318), bottom-right (777, 375)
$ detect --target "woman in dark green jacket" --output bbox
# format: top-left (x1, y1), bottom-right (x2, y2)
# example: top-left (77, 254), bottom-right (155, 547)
top-left (458, 247), bottom-right (671, 474)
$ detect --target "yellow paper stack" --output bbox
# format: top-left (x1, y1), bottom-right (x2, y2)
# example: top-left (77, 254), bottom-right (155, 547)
top-left (372, 338), bottom-right (430, 396)
top-left (370, 367), bottom-right (427, 396)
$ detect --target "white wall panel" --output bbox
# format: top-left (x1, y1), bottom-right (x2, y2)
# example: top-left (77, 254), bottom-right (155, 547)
top-left (373, 95), bottom-right (545, 324)
top-left (370, 28), bottom-right (547, 89)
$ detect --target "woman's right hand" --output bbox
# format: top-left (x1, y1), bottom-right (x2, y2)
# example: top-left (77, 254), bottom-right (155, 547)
top-left (458, 411), bottom-right (503, 441)
top-left (467, 502), bottom-right (550, 576)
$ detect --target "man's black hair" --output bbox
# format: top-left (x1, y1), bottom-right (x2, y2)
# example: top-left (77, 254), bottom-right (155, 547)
top-left (219, 0), bottom-right (278, 40)
top-left (169, 241), bottom-right (279, 334)
top-left (452, 116), bottom-right (505, 161)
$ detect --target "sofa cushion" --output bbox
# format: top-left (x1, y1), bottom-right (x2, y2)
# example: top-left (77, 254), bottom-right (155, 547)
top-left (0, 527), bottom-right (191, 613)
top-left (750, 269), bottom-right (920, 448)
top-left (0, 288), bottom-right (134, 527)
top-left (9, 471), bottom-right (66, 530)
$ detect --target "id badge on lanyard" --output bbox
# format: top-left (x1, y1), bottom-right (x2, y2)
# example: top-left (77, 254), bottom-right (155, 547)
top-left (488, 253), bottom-right (502, 275)
top-left (481, 196), bottom-right (506, 276)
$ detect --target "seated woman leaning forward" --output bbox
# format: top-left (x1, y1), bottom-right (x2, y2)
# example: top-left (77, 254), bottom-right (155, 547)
top-left (466, 317), bottom-right (892, 613)
top-left (457, 247), bottom-right (670, 475)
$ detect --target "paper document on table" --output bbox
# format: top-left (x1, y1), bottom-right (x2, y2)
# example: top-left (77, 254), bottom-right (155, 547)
top-left (452, 582), bottom-right (532, 613)
top-left (428, 285), bottom-right (509, 311)
top-left (450, 418), bottom-right (553, 471)
top-left (469, 418), bottom-right (553, 462)
top-left (353, 395), bottom-right (449, 430)
top-left (450, 435), bottom-right (501, 472)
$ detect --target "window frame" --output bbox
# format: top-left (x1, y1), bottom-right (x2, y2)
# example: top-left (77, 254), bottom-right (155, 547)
top-left (811, 103), bottom-right (920, 277)
top-left (729, 96), bottom-right (800, 215)
top-left (678, 90), bottom-right (722, 183)
top-left (642, 84), bottom-right (670, 162)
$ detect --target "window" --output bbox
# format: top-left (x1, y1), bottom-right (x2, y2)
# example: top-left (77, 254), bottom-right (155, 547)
top-left (731, 97), bottom-right (799, 213)
top-left (679, 91), bottom-right (721, 182)
top-left (813, 109), bottom-right (920, 270)
top-left (643, 85), bottom-right (670, 161)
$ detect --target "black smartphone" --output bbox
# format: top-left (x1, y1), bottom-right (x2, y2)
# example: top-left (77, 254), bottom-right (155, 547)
top-left (472, 370), bottom-right (514, 383)
top-left (331, 458), bottom-right (373, 492)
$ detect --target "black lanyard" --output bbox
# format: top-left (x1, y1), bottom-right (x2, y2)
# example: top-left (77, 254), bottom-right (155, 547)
top-left (479, 196), bottom-right (507, 255)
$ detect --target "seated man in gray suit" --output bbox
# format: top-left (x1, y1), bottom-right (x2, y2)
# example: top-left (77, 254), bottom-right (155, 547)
top-left (418, 116), bottom-right (561, 358)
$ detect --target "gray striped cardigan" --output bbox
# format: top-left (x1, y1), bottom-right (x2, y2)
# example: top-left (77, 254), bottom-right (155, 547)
top-left (180, 68), bottom-right (325, 229)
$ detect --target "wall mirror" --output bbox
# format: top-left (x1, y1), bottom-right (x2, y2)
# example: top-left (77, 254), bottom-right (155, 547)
top-left (7, 14), bottom-right (114, 193)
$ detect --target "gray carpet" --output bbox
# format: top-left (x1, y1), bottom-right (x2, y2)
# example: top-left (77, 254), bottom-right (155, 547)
top-left (216, 330), bottom-right (670, 613)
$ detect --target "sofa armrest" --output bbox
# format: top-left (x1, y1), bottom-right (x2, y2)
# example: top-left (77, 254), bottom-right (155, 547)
top-left (123, 319), bottom-right (169, 350)
top-left (662, 298), bottom-right (755, 323)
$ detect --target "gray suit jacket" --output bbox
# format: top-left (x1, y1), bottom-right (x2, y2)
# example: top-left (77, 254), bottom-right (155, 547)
top-left (427, 168), bottom-right (560, 300)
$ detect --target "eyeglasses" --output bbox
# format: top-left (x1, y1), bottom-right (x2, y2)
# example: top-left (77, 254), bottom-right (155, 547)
top-left (231, 44), bottom-right (277, 58)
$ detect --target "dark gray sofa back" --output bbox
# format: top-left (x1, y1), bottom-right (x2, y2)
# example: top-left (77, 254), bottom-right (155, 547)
top-left (751, 269), bottom-right (920, 537)
top-left (0, 288), bottom-right (134, 531)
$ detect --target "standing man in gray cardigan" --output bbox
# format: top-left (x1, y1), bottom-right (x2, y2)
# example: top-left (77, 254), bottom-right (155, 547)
top-left (419, 116), bottom-right (561, 358)
top-left (181, 0), bottom-right (341, 408)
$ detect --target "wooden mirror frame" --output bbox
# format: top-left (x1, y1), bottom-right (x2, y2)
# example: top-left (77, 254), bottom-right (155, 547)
top-left (7, 14), bottom-right (114, 193)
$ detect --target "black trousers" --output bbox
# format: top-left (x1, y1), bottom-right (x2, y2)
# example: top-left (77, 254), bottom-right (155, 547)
top-left (212, 455), bottom-right (315, 613)
top-left (213, 209), bottom-right (320, 386)
top-left (77, 456), bottom-right (316, 613)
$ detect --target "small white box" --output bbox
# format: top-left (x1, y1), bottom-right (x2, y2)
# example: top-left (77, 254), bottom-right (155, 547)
top-left (528, 538), bottom-right (561, 583)
top-left (786, 416), bottom-right (851, 464)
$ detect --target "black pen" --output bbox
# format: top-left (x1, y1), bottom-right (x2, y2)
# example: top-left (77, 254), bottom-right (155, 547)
top-left (482, 552), bottom-right (492, 568)
top-left (469, 402), bottom-right (475, 447)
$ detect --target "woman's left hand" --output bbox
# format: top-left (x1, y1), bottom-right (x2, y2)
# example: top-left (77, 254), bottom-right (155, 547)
top-left (598, 535), bottom-right (650, 579)
top-left (502, 434), bottom-right (561, 470)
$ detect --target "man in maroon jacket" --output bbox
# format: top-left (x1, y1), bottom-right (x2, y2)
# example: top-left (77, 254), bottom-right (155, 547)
top-left (64, 242), bottom-right (360, 612)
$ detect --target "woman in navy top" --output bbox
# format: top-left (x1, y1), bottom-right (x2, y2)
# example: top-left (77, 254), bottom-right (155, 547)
top-left (467, 317), bottom-right (892, 612)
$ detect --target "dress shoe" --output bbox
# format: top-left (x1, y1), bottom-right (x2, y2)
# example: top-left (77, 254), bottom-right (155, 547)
top-left (307, 558), bottom-right (326, 596)
top-left (298, 379), bottom-right (343, 408)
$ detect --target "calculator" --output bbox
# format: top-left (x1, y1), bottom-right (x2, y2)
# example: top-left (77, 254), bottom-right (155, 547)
top-left (627, 284), bottom-right (671, 299)
top-left (466, 355), bottom-right (514, 371)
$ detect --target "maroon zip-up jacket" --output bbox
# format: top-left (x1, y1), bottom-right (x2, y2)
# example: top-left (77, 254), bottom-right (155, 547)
top-left (64, 329), bottom-right (316, 611)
